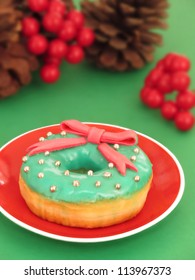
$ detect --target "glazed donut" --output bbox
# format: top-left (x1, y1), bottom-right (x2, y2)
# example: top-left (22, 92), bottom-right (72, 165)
top-left (19, 120), bottom-right (153, 228)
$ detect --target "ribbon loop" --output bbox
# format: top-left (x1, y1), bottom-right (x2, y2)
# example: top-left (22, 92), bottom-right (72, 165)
top-left (60, 120), bottom-right (88, 136)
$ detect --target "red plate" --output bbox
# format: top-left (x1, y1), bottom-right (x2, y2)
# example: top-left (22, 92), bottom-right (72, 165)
top-left (0, 123), bottom-right (185, 243)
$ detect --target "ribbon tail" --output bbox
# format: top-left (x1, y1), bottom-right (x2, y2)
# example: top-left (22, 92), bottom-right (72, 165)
top-left (98, 143), bottom-right (138, 176)
top-left (27, 137), bottom-right (87, 156)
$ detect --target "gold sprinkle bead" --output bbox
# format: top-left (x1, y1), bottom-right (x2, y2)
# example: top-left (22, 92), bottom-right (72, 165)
top-left (73, 180), bottom-right (80, 187)
top-left (108, 162), bottom-right (114, 168)
top-left (113, 144), bottom-right (119, 150)
top-left (38, 159), bottom-right (44, 165)
top-left (88, 170), bottom-right (93, 176)
top-left (61, 131), bottom-right (66, 136)
top-left (64, 170), bottom-right (70, 176)
top-left (39, 137), bottom-right (45, 142)
top-left (95, 181), bottom-right (101, 187)
top-left (134, 175), bottom-right (140, 182)
top-left (55, 160), bottom-right (61, 167)
top-left (47, 132), bottom-right (52, 137)
top-left (104, 171), bottom-right (112, 178)
top-left (50, 185), bottom-right (57, 192)
top-left (115, 183), bottom-right (121, 190)
top-left (134, 147), bottom-right (140, 154)
top-left (24, 166), bottom-right (30, 173)
top-left (130, 155), bottom-right (136, 162)
top-left (38, 172), bottom-right (44, 178)
top-left (44, 151), bottom-right (50, 156)
top-left (22, 156), bottom-right (28, 162)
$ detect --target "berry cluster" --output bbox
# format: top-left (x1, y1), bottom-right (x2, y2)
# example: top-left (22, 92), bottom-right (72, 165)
top-left (22, 0), bottom-right (95, 83)
top-left (140, 53), bottom-right (195, 131)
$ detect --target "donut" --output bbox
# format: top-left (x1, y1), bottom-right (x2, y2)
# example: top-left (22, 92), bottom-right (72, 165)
top-left (19, 120), bottom-right (153, 228)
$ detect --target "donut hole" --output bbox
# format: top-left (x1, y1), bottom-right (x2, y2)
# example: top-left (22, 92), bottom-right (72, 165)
top-left (64, 153), bottom-right (107, 174)
top-left (54, 144), bottom-right (108, 174)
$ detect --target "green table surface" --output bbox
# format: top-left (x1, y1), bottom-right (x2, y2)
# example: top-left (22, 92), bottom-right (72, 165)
top-left (0, 0), bottom-right (195, 260)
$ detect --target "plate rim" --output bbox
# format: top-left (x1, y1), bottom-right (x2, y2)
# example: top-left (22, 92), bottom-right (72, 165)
top-left (0, 122), bottom-right (185, 243)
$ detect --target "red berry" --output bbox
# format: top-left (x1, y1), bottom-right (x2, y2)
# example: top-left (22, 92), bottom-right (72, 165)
top-left (176, 90), bottom-right (195, 110)
top-left (144, 68), bottom-right (163, 87)
top-left (43, 56), bottom-right (62, 66)
top-left (27, 34), bottom-right (48, 55)
top-left (27, 0), bottom-right (49, 12)
top-left (157, 73), bottom-right (172, 94)
top-left (42, 12), bottom-right (63, 33)
top-left (169, 55), bottom-right (191, 72)
top-left (161, 101), bottom-right (178, 120)
top-left (65, 45), bottom-right (84, 64)
top-left (48, 0), bottom-right (66, 16)
top-left (66, 10), bottom-right (85, 29)
top-left (162, 53), bottom-right (178, 72)
top-left (58, 20), bottom-right (77, 41)
top-left (77, 28), bottom-right (95, 47)
top-left (171, 71), bottom-right (191, 91)
top-left (22, 17), bottom-right (40, 37)
top-left (40, 64), bottom-right (60, 83)
top-left (155, 59), bottom-right (165, 71)
top-left (140, 88), bottom-right (164, 108)
top-left (47, 39), bottom-right (68, 59)
top-left (140, 87), bottom-right (150, 102)
top-left (174, 111), bottom-right (194, 131)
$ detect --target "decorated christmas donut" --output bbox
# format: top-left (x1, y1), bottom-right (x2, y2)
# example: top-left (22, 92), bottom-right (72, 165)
top-left (19, 120), bottom-right (153, 228)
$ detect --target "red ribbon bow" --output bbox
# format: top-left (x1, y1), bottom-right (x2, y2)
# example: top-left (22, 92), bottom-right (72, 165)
top-left (27, 120), bottom-right (138, 175)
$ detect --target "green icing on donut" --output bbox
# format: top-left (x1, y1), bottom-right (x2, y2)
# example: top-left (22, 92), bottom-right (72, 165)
top-left (21, 133), bottom-right (152, 203)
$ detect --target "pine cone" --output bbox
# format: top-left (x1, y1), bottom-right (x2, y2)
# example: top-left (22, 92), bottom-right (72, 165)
top-left (0, 0), bottom-right (39, 98)
top-left (0, 0), bottom-right (75, 99)
top-left (0, 42), bottom-right (39, 98)
top-left (81, 0), bottom-right (169, 71)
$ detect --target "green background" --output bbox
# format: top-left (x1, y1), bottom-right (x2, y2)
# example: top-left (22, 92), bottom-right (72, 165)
top-left (0, 0), bottom-right (195, 260)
